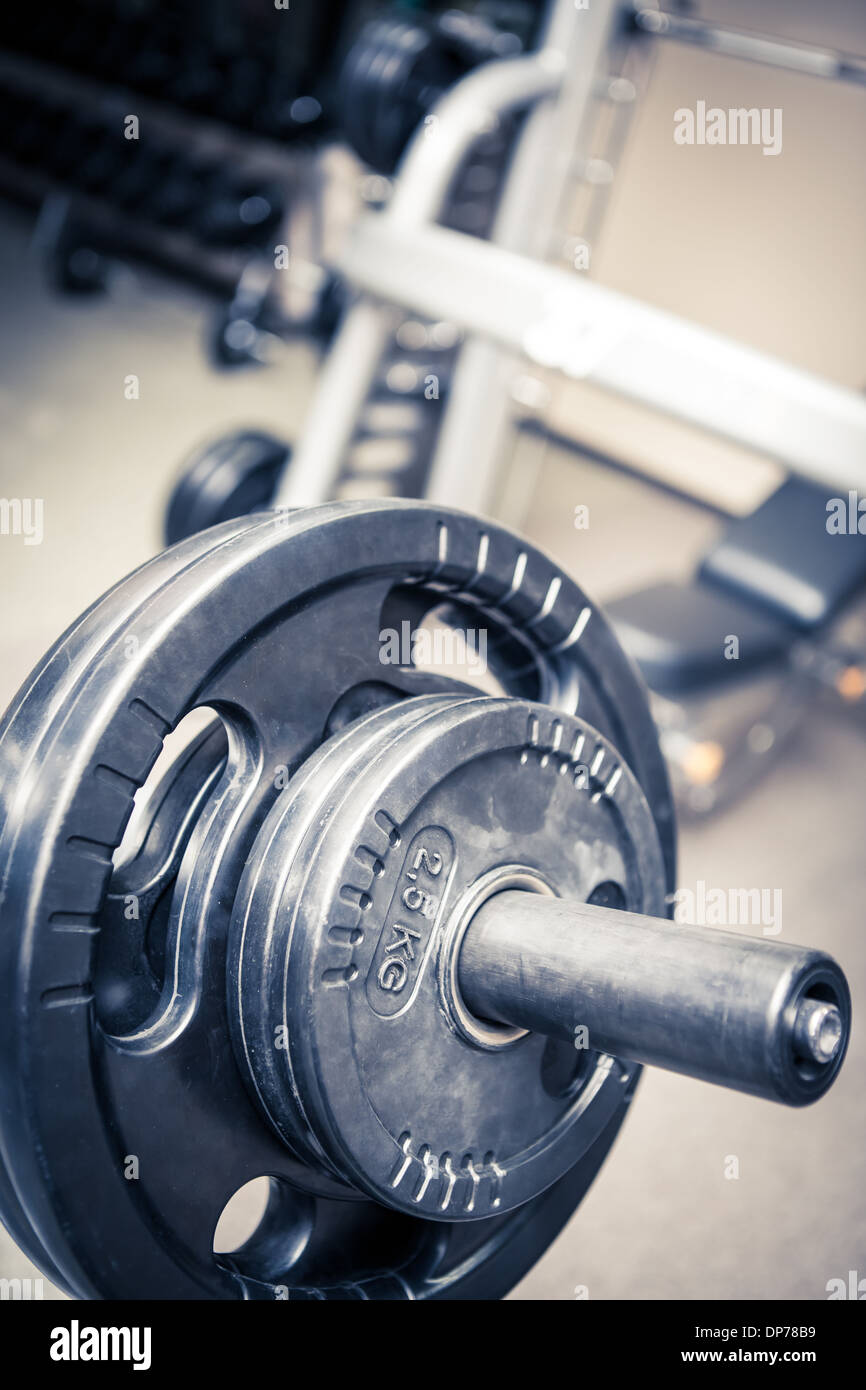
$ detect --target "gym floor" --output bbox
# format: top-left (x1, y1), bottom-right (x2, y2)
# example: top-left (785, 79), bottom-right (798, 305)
top-left (1, 0), bottom-right (864, 1301)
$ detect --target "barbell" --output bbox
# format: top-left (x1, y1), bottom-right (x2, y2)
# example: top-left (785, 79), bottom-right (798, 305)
top-left (0, 502), bottom-right (849, 1299)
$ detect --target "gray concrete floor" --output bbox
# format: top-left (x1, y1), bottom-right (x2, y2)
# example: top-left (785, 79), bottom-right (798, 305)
top-left (1, 0), bottom-right (865, 1295)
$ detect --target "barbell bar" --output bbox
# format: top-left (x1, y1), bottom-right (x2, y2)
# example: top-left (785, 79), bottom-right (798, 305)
top-left (459, 892), bottom-right (848, 1105)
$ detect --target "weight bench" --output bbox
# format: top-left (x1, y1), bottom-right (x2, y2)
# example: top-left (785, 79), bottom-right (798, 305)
top-left (608, 478), bottom-right (866, 810)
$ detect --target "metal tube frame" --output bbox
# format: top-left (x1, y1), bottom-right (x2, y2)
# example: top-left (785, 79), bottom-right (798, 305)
top-left (424, 0), bottom-right (628, 513)
top-left (276, 0), bottom-right (866, 509)
top-left (339, 217), bottom-right (866, 493)
top-left (631, 5), bottom-right (866, 86)
top-left (276, 44), bottom-right (566, 507)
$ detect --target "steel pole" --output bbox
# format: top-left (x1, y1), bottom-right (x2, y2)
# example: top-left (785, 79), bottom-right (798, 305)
top-left (458, 891), bottom-right (850, 1105)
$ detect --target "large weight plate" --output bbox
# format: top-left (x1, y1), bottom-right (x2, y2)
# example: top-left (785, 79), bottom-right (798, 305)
top-left (0, 515), bottom-right (259, 1293)
top-left (0, 501), bottom-right (674, 1298)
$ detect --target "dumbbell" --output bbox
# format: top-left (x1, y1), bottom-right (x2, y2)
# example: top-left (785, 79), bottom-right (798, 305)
top-left (167, 48), bottom-right (224, 116)
top-left (110, 144), bottom-right (179, 213)
top-left (196, 174), bottom-right (285, 247)
top-left (5, 91), bottom-right (66, 170)
top-left (0, 502), bottom-right (850, 1299)
top-left (144, 153), bottom-right (211, 228)
top-left (45, 221), bottom-right (113, 296)
top-left (124, 19), bottom-right (184, 97)
top-left (53, 116), bottom-right (123, 196)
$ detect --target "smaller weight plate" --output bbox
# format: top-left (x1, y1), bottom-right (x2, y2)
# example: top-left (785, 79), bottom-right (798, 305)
top-left (164, 430), bottom-right (289, 545)
top-left (232, 694), bottom-right (668, 1220)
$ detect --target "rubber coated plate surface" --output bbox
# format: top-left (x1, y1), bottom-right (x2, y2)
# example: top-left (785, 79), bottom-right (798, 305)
top-left (231, 694), bottom-right (667, 1218)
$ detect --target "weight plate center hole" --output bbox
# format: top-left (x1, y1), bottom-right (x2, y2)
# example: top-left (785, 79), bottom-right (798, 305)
top-left (443, 865), bottom-right (558, 1051)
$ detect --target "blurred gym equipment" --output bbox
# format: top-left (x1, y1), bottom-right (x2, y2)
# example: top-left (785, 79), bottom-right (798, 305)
top-left (182, 0), bottom-right (866, 813)
top-left (608, 478), bottom-right (866, 813)
top-left (0, 0), bottom-right (362, 342)
top-left (167, 4), bottom-right (538, 535)
top-left (2, 0), bottom-right (864, 821)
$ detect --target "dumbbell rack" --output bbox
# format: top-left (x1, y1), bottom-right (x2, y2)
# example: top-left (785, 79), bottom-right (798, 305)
top-left (0, 45), bottom-right (312, 309)
top-left (0, 0), bottom-right (414, 367)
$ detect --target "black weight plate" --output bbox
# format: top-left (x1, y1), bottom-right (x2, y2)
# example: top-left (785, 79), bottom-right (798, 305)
top-left (0, 515), bottom-right (261, 1294)
top-left (339, 10), bottom-right (514, 174)
top-left (164, 430), bottom-right (290, 546)
top-left (0, 501), bottom-right (674, 1298)
top-left (340, 17), bottom-right (451, 173)
top-left (231, 693), bottom-right (666, 1218)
